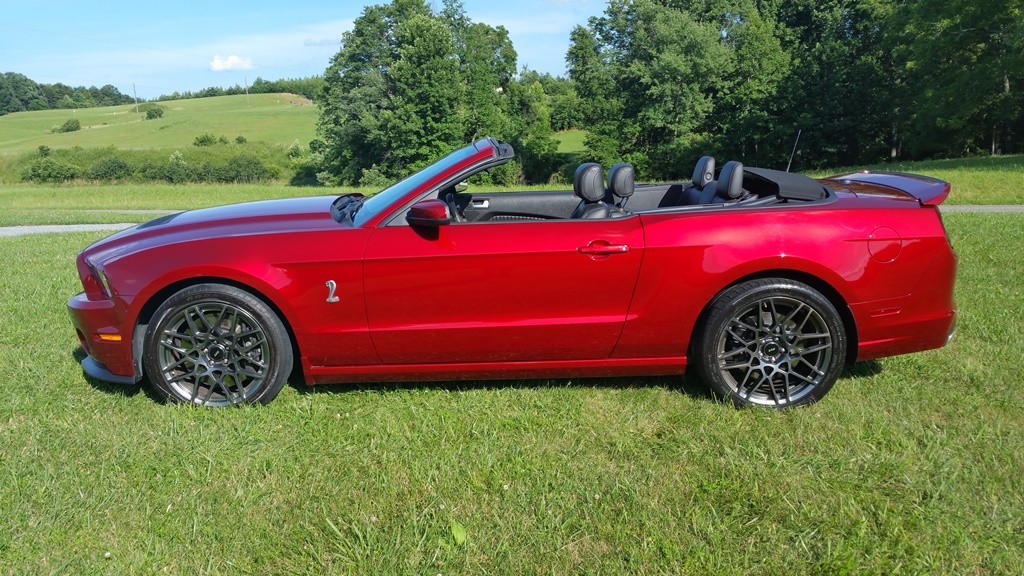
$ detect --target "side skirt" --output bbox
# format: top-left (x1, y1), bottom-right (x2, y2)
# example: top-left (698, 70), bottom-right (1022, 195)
top-left (303, 356), bottom-right (687, 385)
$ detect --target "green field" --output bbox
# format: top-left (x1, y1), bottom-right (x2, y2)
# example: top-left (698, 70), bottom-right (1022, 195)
top-left (0, 213), bottom-right (1021, 574)
top-left (0, 99), bottom-right (1021, 204)
top-left (0, 93), bottom-right (317, 156)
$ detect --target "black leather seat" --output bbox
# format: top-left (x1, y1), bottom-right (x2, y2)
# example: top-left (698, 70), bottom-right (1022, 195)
top-left (714, 161), bottom-right (745, 202)
top-left (682, 156), bottom-right (717, 205)
top-left (682, 157), bottom-right (747, 205)
top-left (607, 163), bottom-right (635, 210)
top-left (571, 163), bottom-right (614, 219)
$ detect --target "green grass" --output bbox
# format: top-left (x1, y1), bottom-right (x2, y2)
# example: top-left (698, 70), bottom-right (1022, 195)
top-left (0, 93), bottom-right (317, 156)
top-left (555, 129), bottom-right (588, 153)
top-left (0, 214), bottom-right (1021, 573)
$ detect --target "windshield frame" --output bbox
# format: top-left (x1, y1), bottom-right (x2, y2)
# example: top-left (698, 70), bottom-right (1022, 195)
top-left (352, 141), bottom-right (493, 228)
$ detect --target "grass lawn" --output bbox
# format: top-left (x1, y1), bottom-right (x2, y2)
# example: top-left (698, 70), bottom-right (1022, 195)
top-left (0, 213), bottom-right (1021, 574)
top-left (555, 129), bottom-right (587, 154)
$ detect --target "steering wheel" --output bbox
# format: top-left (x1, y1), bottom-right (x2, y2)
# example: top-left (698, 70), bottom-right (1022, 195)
top-left (444, 192), bottom-right (465, 223)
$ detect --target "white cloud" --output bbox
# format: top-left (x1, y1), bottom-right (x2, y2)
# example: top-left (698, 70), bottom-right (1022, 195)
top-left (209, 54), bottom-right (253, 72)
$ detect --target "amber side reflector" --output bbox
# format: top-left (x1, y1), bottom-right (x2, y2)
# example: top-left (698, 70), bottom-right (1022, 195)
top-left (97, 334), bottom-right (122, 342)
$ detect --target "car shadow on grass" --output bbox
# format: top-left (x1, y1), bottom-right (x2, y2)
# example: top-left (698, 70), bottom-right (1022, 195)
top-left (288, 370), bottom-right (718, 403)
top-left (843, 360), bottom-right (883, 378)
top-left (73, 343), bottom-right (882, 406)
top-left (289, 361), bottom-right (886, 403)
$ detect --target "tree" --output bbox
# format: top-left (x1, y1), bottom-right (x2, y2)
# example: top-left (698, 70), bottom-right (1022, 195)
top-left (899, 0), bottom-right (1023, 156)
top-left (384, 15), bottom-right (463, 170)
top-left (568, 1), bottom-right (732, 176)
top-left (0, 72), bottom-right (44, 115)
top-left (315, 0), bottom-right (533, 184)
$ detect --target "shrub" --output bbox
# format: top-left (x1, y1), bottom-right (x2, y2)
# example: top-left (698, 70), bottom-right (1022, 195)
top-left (490, 160), bottom-right (523, 186)
top-left (287, 139), bottom-right (302, 159)
top-left (145, 107), bottom-right (164, 120)
top-left (23, 157), bottom-right (80, 182)
top-left (235, 135), bottom-right (247, 144)
top-left (218, 135), bottom-right (229, 144)
top-left (86, 156), bottom-right (134, 181)
top-left (215, 154), bottom-right (277, 183)
top-left (193, 133), bottom-right (217, 147)
top-left (359, 164), bottom-right (392, 188)
top-left (37, 145), bottom-right (51, 157)
top-left (56, 118), bottom-right (81, 133)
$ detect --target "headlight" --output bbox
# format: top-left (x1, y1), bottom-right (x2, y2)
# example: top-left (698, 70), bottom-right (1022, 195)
top-left (87, 260), bottom-right (114, 298)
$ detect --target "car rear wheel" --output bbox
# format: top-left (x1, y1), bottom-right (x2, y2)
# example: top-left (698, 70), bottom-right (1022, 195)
top-left (694, 278), bottom-right (847, 408)
top-left (143, 284), bottom-right (292, 406)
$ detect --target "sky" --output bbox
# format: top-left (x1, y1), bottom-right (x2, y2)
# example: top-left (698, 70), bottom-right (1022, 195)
top-left (0, 0), bottom-right (604, 100)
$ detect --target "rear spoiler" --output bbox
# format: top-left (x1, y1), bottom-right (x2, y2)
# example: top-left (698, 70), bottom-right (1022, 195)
top-left (830, 171), bottom-right (951, 206)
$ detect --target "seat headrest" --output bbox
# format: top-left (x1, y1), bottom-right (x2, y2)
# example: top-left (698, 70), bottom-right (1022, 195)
top-left (692, 156), bottom-right (716, 189)
top-left (574, 162), bottom-right (605, 202)
top-left (607, 163), bottom-right (635, 199)
top-left (717, 161), bottom-right (744, 199)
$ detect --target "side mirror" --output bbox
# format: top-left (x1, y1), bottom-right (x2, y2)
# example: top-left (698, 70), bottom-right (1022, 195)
top-left (406, 199), bottom-right (451, 227)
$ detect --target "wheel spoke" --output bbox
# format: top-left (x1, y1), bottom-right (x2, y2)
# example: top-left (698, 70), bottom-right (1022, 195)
top-left (162, 354), bottom-right (197, 373)
top-left (779, 302), bottom-right (806, 331)
top-left (731, 317), bottom-right (760, 334)
top-left (796, 343), bottom-right (831, 356)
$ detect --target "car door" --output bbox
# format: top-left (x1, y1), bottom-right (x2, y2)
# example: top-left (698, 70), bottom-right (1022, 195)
top-left (362, 217), bottom-right (645, 364)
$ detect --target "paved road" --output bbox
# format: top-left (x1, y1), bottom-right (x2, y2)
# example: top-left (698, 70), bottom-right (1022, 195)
top-left (0, 223), bottom-right (137, 237)
top-left (0, 205), bottom-right (1020, 237)
top-left (939, 205), bottom-right (1024, 212)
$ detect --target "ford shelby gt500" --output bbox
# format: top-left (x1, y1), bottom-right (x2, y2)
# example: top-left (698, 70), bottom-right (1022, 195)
top-left (68, 138), bottom-right (956, 408)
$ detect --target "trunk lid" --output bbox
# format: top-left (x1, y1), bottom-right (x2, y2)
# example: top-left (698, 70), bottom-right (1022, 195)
top-left (828, 171), bottom-right (951, 206)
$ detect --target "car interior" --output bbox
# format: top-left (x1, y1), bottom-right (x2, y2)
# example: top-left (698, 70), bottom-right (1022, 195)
top-left (436, 156), bottom-right (834, 224)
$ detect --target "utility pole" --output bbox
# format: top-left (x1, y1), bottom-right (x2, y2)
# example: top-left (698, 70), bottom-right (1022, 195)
top-left (132, 83), bottom-right (139, 113)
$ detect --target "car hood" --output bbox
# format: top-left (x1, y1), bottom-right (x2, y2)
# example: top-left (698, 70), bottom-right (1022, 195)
top-left (82, 195), bottom-right (343, 264)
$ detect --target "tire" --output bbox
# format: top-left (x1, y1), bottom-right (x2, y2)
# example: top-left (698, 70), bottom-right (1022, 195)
top-left (143, 283), bottom-right (293, 406)
top-left (694, 278), bottom-right (847, 408)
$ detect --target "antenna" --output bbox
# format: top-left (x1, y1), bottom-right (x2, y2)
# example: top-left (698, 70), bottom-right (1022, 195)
top-left (786, 129), bottom-right (802, 172)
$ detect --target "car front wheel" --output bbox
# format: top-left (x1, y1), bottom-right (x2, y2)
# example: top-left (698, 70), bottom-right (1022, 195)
top-left (694, 278), bottom-right (847, 408)
top-left (143, 284), bottom-right (293, 406)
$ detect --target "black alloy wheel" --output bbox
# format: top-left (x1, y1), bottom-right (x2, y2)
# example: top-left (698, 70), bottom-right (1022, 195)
top-left (694, 278), bottom-right (847, 408)
top-left (143, 284), bottom-right (292, 406)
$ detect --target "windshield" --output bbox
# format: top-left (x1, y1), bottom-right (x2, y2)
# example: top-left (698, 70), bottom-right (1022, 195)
top-left (352, 143), bottom-right (482, 227)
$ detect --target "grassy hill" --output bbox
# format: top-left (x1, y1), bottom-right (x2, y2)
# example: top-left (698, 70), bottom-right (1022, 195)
top-left (0, 93), bottom-right (317, 156)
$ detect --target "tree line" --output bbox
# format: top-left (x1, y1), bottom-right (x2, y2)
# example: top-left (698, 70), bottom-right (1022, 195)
top-left (5, 0), bottom-right (1020, 185)
top-left (0, 72), bottom-right (324, 117)
top-left (154, 76), bottom-right (325, 103)
top-left (0, 72), bottom-right (136, 115)
top-left (315, 0), bottom-right (1023, 184)
top-left (567, 0), bottom-right (1023, 177)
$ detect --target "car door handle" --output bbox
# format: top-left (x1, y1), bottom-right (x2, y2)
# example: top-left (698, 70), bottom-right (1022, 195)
top-left (578, 242), bottom-right (630, 255)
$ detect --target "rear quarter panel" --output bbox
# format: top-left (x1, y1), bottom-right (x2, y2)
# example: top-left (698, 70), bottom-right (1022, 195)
top-left (615, 200), bottom-right (951, 361)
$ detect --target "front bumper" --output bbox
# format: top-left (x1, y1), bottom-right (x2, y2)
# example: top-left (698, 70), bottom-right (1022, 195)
top-left (67, 292), bottom-right (139, 384)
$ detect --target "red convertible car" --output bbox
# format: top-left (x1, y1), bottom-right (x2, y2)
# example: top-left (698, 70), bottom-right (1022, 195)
top-left (68, 138), bottom-right (956, 408)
